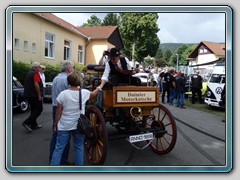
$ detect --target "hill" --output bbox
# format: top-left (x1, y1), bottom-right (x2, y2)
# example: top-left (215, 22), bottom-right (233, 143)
top-left (160, 43), bottom-right (197, 53)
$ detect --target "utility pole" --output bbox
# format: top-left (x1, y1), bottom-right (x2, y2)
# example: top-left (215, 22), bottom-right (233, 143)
top-left (176, 54), bottom-right (179, 71)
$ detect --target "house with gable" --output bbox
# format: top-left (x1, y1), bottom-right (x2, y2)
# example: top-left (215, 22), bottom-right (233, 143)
top-left (187, 41), bottom-right (225, 77)
top-left (12, 13), bottom-right (123, 65)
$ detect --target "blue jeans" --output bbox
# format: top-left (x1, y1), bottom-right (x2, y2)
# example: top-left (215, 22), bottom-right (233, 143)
top-left (50, 130), bottom-right (85, 166)
top-left (169, 88), bottom-right (176, 104)
top-left (176, 93), bottom-right (184, 106)
top-left (49, 106), bottom-right (70, 165)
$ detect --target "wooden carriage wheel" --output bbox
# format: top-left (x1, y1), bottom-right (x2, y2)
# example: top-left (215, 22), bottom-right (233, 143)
top-left (145, 104), bottom-right (177, 154)
top-left (84, 105), bottom-right (107, 165)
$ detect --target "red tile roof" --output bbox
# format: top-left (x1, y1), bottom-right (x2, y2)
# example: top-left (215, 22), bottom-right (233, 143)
top-left (76, 26), bottom-right (118, 40)
top-left (188, 41), bottom-right (225, 59)
top-left (34, 13), bottom-right (87, 38)
top-left (201, 41), bottom-right (225, 56)
top-left (33, 13), bottom-right (118, 40)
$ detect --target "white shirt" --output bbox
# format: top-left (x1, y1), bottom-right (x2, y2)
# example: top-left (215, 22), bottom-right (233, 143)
top-left (56, 89), bottom-right (90, 131)
top-left (102, 55), bottom-right (110, 66)
top-left (39, 72), bottom-right (46, 87)
top-left (101, 57), bottom-right (132, 81)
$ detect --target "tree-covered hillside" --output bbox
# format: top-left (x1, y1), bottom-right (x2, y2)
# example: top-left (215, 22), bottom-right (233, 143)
top-left (160, 43), bottom-right (197, 53)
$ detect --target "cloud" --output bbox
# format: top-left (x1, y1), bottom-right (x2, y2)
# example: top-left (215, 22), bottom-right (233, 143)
top-left (54, 12), bottom-right (225, 44)
top-left (157, 13), bottom-right (225, 43)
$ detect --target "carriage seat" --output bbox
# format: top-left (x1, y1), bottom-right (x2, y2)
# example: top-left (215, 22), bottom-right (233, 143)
top-left (87, 64), bottom-right (105, 72)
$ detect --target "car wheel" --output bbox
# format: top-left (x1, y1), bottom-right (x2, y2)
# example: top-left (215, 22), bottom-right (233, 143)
top-left (18, 100), bottom-right (29, 112)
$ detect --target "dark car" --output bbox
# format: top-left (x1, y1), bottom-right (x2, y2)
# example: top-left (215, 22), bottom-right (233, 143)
top-left (44, 82), bottom-right (52, 101)
top-left (13, 76), bottom-right (29, 112)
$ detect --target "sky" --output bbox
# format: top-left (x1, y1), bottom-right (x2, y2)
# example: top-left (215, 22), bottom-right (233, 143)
top-left (53, 12), bottom-right (225, 44)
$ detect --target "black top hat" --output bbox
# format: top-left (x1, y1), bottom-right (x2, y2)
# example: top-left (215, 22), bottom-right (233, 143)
top-left (110, 48), bottom-right (121, 58)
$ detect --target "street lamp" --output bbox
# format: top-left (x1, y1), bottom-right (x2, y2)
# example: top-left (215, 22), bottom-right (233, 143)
top-left (176, 54), bottom-right (179, 71)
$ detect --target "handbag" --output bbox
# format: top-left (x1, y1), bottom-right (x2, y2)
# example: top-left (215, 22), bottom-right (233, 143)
top-left (77, 88), bottom-right (94, 138)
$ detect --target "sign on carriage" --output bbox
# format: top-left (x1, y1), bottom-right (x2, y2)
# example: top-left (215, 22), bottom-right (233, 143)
top-left (113, 86), bottom-right (159, 107)
top-left (117, 91), bottom-right (156, 103)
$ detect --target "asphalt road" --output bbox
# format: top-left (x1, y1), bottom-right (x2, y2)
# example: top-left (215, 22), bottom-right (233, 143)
top-left (9, 101), bottom-right (229, 172)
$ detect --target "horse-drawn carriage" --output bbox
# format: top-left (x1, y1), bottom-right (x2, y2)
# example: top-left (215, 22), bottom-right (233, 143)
top-left (82, 65), bottom-right (177, 165)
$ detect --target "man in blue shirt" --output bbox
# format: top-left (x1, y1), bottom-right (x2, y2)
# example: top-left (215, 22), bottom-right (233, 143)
top-left (49, 61), bottom-right (74, 165)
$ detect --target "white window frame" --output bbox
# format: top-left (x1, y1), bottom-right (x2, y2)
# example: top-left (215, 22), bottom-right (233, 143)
top-left (45, 33), bottom-right (55, 59)
top-left (24, 40), bottom-right (28, 51)
top-left (32, 43), bottom-right (36, 53)
top-left (78, 45), bottom-right (85, 64)
top-left (64, 40), bottom-right (71, 61)
top-left (14, 38), bottom-right (19, 49)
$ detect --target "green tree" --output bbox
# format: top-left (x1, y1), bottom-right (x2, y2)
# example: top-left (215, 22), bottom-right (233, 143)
top-left (119, 13), bottom-right (160, 63)
top-left (82, 15), bottom-right (102, 27)
top-left (155, 48), bottom-right (166, 67)
top-left (102, 13), bottom-right (120, 26)
top-left (163, 48), bottom-right (172, 66)
top-left (181, 44), bottom-right (197, 65)
top-left (169, 44), bottom-right (189, 67)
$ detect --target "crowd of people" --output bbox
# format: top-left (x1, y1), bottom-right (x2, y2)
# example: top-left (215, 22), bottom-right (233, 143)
top-left (147, 66), bottom-right (204, 109)
top-left (21, 47), bottom-right (204, 166)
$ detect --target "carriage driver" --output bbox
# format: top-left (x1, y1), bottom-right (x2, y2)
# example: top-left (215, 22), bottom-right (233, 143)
top-left (97, 47), bottom-right (141, 90)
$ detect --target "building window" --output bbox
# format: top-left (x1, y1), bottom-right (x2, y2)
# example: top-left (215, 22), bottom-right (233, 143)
top-left (64, 40), bottom-right (71, 61)
top-left (45, 33), bottom-right (55, 58)
top-left (78, 45), bottom-right (84, 64)
top-left (32, 43), bottom-right (36, 53)
top-left (203, 48), bottom-right (208, 53)
top-left (199, 49), bottom-right (203, 53)
top-left (14, 38), bottom-right (19, 49)
top-left (24, 41), bottom-right (28, 51)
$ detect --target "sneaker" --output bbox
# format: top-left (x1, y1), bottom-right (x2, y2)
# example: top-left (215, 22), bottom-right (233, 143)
top-left (32, 124), bottom-right (42, 130)
top-left (180, 105), bottom-right (186, 109)
top-left (22, 122), bottom-right (32, 132)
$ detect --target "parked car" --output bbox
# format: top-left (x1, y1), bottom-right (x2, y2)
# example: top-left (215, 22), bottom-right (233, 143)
top-left (44, 82), bottom-right (52, 101)
top-left (132, 72), bottom-right (157, 86)
top-left (12, 76), bottom-right (29, 112)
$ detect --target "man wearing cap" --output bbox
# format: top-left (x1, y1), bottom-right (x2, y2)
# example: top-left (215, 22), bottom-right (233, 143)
top-left (22, 61), bottom-right (43, 132)
top-left (97, 47), bottom-right (140, 89)
top-left (191, 70), bottom-right (203, 104)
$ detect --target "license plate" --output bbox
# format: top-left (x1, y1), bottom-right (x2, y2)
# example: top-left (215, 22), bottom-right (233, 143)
top-left (129, 133), bottom-right (153, 143)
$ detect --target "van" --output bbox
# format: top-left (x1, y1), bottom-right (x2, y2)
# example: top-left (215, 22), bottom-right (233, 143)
top-left (204, 62), bottom-right (225, 108)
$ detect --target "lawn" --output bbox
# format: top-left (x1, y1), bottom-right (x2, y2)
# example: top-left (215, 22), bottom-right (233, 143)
top-left (184, 98), bottom-right (225, 118)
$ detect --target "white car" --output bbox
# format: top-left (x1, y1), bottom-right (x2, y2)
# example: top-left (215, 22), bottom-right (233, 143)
top-left (132, 72), bottom-right (149, 86)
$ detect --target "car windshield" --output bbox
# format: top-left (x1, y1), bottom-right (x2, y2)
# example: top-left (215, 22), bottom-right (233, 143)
top-left (209, 74), bottom-right (225, 83)
top-left (14, 78), bottom-right (23, 88)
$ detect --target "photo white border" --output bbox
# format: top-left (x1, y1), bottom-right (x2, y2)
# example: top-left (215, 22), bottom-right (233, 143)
top-left (5, 5), bottom-right (233, 173)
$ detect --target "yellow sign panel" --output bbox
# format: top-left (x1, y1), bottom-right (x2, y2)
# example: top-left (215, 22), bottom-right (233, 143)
top-left (117, 91), bottom-right (156, 103)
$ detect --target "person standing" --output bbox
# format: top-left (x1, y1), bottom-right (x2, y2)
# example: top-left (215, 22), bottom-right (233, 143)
top-left (176, 73), bottom-right (186, 109)
top-left (98, 49), bottom-right (110, 66)
top-left (39, 65), bottom-right (46, 99)
top-left (161, 70), bottom-right (170, 104)
top-left (22, 61), bottom-right (43, 132)
top-left (191, 70), bottom-right (203, 104)
top-left (49, 61), bottom-right (74, 165)
top-left (168, 69), bottom-right (176, 105)
top-left (50, 72), bottom-right (100, 166)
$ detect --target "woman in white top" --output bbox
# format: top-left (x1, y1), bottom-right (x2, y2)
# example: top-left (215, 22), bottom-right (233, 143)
top-left (50, 72), bottom-right (100, 166)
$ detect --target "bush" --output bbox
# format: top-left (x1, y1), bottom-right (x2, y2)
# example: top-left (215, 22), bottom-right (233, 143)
top-left (13, 61), bottom-right (31, 84)
top-left (13, 60), bottom-right (86, 84)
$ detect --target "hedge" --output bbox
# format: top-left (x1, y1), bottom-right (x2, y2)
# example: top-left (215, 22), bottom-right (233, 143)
top-left (13, 60), bottom-right (86, 85)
